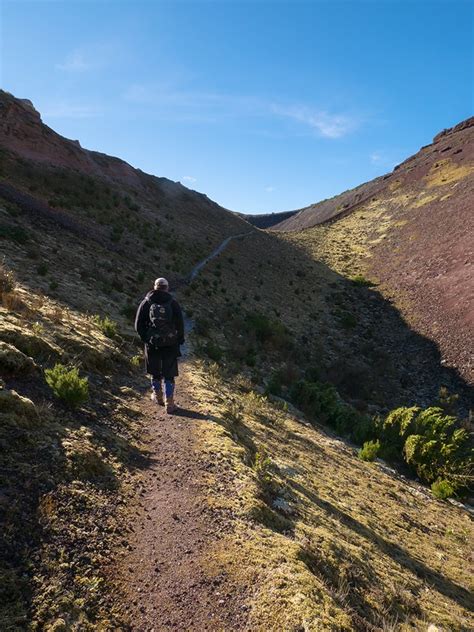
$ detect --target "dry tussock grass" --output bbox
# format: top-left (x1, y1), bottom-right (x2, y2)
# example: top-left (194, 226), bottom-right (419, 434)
top-left (186, 359), bottom-right (474, 631)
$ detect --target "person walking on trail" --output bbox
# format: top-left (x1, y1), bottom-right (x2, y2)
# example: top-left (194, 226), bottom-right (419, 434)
top-left (134, 277), bottom-right (185, 414)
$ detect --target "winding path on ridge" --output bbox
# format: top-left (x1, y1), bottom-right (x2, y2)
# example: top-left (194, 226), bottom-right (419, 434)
top-left (113, 232), bottom-right (254, 631)
top-left (186, 231), bottom-right (254, 283)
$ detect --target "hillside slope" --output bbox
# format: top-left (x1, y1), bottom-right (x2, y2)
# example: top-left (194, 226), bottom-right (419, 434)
top-left (271, 118), bottom-right (474, 232)
top-left (1, 93), bottom-right (473, 630)
top-left (279, 118), bottom-right (474, 385)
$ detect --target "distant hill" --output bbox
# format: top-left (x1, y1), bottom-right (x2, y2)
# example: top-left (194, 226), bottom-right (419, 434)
top-left (279, 117), bottom-right (474, 384)
top-left (238, 209), bottom-right (298, 229)
top-left (272, 117), bottom-right (474, 231)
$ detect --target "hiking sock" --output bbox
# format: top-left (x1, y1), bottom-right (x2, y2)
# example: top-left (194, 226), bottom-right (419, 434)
top-left (151, 376), bottom-right (162, 392)
top-left (164, 379), bottom-right (175, 400)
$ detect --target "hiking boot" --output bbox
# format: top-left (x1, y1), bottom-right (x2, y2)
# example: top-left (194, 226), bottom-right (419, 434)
top-left (151, 390), bottom-right (164, 406)
top-left (166, 396), bottom-right (177, 414)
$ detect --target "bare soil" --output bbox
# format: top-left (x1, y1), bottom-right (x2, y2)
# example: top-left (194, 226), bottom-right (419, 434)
top-left (111, 369), bottom-right (249, 631)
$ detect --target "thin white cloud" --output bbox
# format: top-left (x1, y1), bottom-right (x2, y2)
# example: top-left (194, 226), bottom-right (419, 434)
top-left (182, 175), bottom-right (197, 184)
top-left (56, 50), bottom-right (92, 72)
top-left (271, 104), bottom-right (357, 139)
top-left (265, 186), bottom-right (275, 192)
top-left (56, 43), bottom-right (116, 73)
top-left (370, 150), bottom-right (398, 169)
top-left (123, 83), bottom-right (361, 139)
top-left (42, 102), bottom-right (102, 119)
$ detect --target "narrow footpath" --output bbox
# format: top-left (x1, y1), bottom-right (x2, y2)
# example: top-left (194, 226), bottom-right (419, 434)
top-left (113, 233), bottom-right (253, 631)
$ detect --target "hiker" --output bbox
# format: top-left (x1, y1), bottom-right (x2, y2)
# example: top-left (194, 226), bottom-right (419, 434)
top-left (134, 277), bottom-right (185, 413)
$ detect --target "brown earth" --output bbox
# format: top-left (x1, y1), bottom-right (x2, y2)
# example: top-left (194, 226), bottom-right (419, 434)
top-left (111, 369), bottom-right (250, 631)
top-left (277, 118), bottom-right (474, 386)
top-left (2, 90), bottom-right (473, 631)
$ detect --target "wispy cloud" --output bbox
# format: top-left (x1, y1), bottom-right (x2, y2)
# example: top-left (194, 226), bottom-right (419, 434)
top-left (265, 186), bottom-right (275, 192)
top-left (271, 104), bottom-right (357, 139)
top-left (370, 150), bottom-right (398, 168)
top-left (123, 83), bottom-right (361, 139)
top-left (56, 43), bottom-right (115, 73)
top-left (56, 50), bottom-right (92, 72)
top-left (182, 175), bottom-right (197, 184)
top-left (42, 102), bottom-right (102, 119)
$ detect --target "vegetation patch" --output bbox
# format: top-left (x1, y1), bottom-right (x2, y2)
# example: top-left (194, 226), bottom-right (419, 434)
top-left (45, 363), bottom-right (89, 407)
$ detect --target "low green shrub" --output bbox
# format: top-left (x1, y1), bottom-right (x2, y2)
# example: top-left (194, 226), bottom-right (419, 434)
top-left (254, 451), bottom-right (272, 483)
top-left (194, 317), bottom-right (211, 336)
top-left (45, 364), bottom-right (89, 407)
top-left (290, 378), bottom-right (373, 441)
top-left (244, 311), bottom-right (291, 351)
top-left (0, 224), bottom-right (30, 244)
top-left (436, 386), bottom-right (460, 416)
top-left (265, 371), bottom-right (283, 396)
top-left (93, 315), bottom-right (119, 338)
top-left (351, 274), bottom-right (374, 287)
top-left (358, 440), bottom-right (380, 462)
top-left (121, 303), bottom-right (136, 321)
top-left (0, 262), bottom-right (15, 298)
top-left (431, 479), bottom-right (455, 500)
top-left (130, 354), bottom-right (142, 368)
top-left (376, 406), bottom-right (472, 493)
top-left (204, 341), bottom-right (223, 362)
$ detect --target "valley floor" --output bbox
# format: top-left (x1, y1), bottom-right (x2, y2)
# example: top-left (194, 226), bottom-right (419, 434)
top-left (111, 370), bottom-right (249, 631)
top-left (109, 357), bottom-right (474, 632)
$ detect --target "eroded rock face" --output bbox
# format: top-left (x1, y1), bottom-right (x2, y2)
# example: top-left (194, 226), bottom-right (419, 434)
top-left (18, 98), bottom-right (41, 120)
top-left (0, 89), bottom-right (160, 189)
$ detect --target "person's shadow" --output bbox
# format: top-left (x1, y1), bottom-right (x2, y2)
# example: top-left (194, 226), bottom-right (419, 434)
top-left (173, 407), bottom-right (209, 421)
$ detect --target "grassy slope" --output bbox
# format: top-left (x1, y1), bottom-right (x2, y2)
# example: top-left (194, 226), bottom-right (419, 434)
top-left (6, 189), bottom-right (473, 630)
top-left (275, 120), bottom-right (474, 391)
top-left (1, 99), bottom-right (473, 630)
top-left (185, 358), bottom-right (473, 631)
top-left (1, 268), bottom-right (147, 629)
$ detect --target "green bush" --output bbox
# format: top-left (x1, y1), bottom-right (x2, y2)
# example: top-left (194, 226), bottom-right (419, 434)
top-left (358, 440), bottom-right (381, 462)
top-left (204, 341), bottom-right (223, 362)
top-left (45, 364), bottom-right (89, 407)
top-left (351, 414), bottom-right (376, 445)
top-left (37, 263), bottom-right (48, 276)
top-left (350, 274), bottom-right (374, 287)
top-left (290, 378), bottom-right (372, 441)
top-left (0, 224), bottom-right (30, 244)
top-left (436, 386), bottom-right (459, 416)
top-left (431, 479), bottom-right (455, 500)
top-left (377, 406), bottom-right (419, 451)
top-left (377, 406), bottom-right (472, 492)
top-left (195, 317), bottom-right (211, 337)
top-left (121, 303), bottom-right (136, 322)
top-left (93, 315), bottom-right (119, 338)
top-left (265, 370), bottom-right (283, 396)
top-left (246, 312), bottom-right (284, 344)
top-left (130, 354), bottom-right (142, 368)
top-left (290, 379), bottom-right (340, 422)
top-left (254, 451), bottom-right (272, 483)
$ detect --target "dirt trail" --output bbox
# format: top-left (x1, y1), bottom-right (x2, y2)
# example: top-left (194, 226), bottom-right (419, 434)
top-left (187, 231), bottom-right (253, 282)
top-left (113, 234), bottom-right (254, 630)
top-left (114, 372), bottom-right (247, 631)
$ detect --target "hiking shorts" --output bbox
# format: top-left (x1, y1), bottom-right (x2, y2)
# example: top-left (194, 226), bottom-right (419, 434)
top-left (145, 344), bottom-right (180, 380)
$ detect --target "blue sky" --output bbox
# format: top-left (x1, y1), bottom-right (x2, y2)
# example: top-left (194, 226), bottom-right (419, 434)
top-left (1, 0), bottom-right (472, 214)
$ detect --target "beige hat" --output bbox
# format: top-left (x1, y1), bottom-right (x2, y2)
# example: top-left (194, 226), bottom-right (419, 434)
top-left (154, 277), bottom-right (169, 290)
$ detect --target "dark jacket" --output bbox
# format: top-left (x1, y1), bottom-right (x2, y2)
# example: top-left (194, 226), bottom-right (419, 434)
top-left (134, 290), bottom-right (185, 346)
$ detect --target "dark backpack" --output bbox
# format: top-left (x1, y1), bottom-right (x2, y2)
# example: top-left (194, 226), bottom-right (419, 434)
top-left (146, 301), bottom-right (178, 348)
